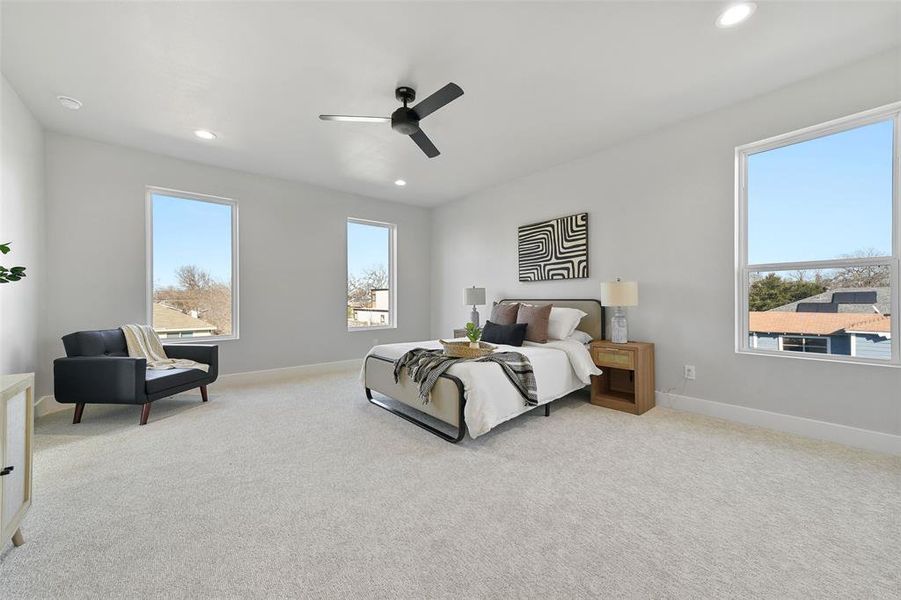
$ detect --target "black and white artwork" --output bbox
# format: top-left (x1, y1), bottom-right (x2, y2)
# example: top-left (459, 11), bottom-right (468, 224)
top-left (518, 212), bottom-right (588, 282)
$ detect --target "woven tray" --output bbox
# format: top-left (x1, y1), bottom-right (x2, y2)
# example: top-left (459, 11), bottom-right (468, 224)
top-left (439, 339), bottom-right (495, 359)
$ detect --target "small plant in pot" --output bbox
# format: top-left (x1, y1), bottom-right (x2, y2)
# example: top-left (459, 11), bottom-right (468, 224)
top-left (465, 322), bottom-right (482, 349)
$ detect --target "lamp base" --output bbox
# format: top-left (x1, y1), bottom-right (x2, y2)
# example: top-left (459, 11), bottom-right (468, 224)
top-left (611, 306), bottom-right (628, 343)
top-left (470, 308), bottom-right (480, 328)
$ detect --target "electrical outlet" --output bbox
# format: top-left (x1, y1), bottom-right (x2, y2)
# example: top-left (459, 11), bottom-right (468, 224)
top-left (683, 365), bottom-right (696, 380)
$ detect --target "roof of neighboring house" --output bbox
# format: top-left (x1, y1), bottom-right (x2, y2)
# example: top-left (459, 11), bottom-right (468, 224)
top-left (771, 287), bottom-right (890, 314)
top-left (845, 314), bottom-right (892, 334)
top-left (749, 311), bottom-right (891, 336)
top-left (153, 303), bottom-right (217, 333)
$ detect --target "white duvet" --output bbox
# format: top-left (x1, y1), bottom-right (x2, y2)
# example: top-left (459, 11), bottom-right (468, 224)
top-left (364, 339), bottom-right (601, 438)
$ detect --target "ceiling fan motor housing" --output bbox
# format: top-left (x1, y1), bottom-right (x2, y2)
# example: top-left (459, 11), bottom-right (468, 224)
top-left (391, 106), bottom-right (420, 135)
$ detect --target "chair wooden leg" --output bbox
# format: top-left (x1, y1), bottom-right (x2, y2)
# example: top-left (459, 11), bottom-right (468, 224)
top-left (73, 403), bottom-right (85, 424)
top-left (11, 528), bottom-right (24, 547)
top-left (200, 385), bottom-right (209, 402)
top-left (544, 403), bottom-right (550, 417)
top-left (139, 402), bottom-right (152, 426)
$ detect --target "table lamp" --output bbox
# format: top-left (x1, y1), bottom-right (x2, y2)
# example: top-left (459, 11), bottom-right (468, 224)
top-left (464, 286), bottom-right (486, 327)
top-left (600, 279), bottom-right (639, 343)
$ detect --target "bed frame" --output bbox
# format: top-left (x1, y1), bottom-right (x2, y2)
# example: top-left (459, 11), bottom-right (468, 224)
top-left (364, 298), bottom-right (605, 443)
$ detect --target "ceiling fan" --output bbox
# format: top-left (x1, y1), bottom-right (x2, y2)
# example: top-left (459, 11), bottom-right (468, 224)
top-left (319, 83), bottom-right (463, 158)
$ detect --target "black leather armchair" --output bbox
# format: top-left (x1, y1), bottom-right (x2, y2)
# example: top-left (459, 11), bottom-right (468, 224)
top-left (54, 329), bottom-right (218, 425)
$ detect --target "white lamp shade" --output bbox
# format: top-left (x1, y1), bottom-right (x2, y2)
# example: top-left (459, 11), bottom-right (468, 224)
top-left (464, 286), bottom-right (486, 306)
top-left (600, 280), bottom-right (639, 307)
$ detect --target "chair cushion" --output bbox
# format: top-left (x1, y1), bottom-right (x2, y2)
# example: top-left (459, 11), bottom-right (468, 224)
top-left (62, 329), bottom-right (129, 357)
top-left (144, 368), bottom-right (207, 395)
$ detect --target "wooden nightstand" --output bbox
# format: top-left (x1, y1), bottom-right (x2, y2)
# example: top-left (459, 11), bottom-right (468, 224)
top-left (589, 340), bottom-right (655, 415)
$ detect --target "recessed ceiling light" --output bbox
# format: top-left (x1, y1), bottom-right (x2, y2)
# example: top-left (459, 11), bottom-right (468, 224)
top-left (193, 129), bottom-right (217, 140)
top-left (394, 179), bottom-right (407, 186)
top-left (57, 95), bottom-right (82, 110)
top-left (716, 2), bottom-right (756, 28)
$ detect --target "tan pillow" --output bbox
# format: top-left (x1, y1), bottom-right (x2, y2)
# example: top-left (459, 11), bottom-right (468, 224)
top-left (516, 303), bottom-right (552, 343)
top-left (490, 302), bottom-right (520, 326)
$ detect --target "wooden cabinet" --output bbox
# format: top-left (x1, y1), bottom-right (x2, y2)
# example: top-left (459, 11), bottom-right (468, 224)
top-left (1, 373), bottom-right (34, 549)
top-left (589, 341), bottom-right (655, 415)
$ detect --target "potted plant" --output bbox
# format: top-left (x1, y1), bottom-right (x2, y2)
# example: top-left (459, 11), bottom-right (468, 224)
top-left (0, 243), bottom-right (26, 284)
top-left (465, 322), bottom-right (482, 349)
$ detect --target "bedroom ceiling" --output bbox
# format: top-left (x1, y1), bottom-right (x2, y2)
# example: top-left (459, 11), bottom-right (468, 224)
top-left (2, 1), bottom-right (899, 206)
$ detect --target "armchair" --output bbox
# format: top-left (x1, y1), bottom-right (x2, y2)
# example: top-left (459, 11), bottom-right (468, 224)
top-left (54, 329), bottom-right (218, 425)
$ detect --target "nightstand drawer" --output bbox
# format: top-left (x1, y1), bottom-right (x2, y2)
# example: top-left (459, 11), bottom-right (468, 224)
top-left (592, 347), bottom-right (635, 370)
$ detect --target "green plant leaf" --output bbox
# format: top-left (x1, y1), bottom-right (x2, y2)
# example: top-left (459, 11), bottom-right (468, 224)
top-left (0, 243), bottom-right (10, 255)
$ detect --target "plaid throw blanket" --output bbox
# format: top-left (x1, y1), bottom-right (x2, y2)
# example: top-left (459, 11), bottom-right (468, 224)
top-left (393, 348), bottom-right (537, 406)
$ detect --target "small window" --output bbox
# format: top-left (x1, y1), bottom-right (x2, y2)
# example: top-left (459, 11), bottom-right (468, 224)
top-left (736, 103), bottom-right (900, 365)
top-left (347, 218), bottom-right (395, 330)
top-left (147, 188), bottom-right (238, 341)
top-left (780, 336), bottom-right (830, 354)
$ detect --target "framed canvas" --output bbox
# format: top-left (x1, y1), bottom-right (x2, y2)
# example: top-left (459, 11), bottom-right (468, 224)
top-left (518, 212), bottom-right (588, 281)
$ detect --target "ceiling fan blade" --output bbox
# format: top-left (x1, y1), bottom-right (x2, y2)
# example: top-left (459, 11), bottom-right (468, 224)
top-left (318, 115), bottom-right (390, 123)
top-left (410, 129), bottom-right (440, 158)
top-left (411, 83), bottom-right (463, 120)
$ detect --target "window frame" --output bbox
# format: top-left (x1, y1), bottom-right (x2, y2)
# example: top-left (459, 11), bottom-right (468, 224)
top-left (346, 217), bottom-right (397, 332)
top-left (145, 186), bottom-right (240, 343)
top-left (735, 101), bottom-right (901, 367)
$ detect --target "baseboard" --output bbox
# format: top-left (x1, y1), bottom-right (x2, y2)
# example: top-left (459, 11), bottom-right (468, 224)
top-left (217, 358), bottom-right (363, 387)
top-left (656, 391), bottom-right (901, 456)
top-left (35, 395), bottom-right (68, 418)
top-left (33, 359), bottom-right (363, 418)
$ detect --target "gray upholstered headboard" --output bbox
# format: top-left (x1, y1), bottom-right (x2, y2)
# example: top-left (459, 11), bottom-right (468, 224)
top-left (496, 299), bottom-right (605, 340)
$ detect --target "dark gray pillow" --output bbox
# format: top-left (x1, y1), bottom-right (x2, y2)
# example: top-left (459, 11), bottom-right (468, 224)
top-left (490, 302), bottom-right (520, 326)
top-left (516, 303), bottom-right (552, 343)
top-left (481, 321), bottom-right (528, 347)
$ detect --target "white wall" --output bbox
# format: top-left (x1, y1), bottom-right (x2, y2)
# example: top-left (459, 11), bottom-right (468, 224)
top-left (0, 76), bottom-right (45, 390)
top-left (42, 134), bottom-right (431, 398)
top-left (431, 48), bottom-right (901, 437)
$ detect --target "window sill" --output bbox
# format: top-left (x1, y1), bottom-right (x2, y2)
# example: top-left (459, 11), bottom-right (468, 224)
top-left (348, 325), bottom-right (397, 333)
top-left (736, 348), bottom-right (899, 368)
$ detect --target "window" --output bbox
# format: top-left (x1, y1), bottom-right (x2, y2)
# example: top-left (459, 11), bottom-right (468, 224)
top-left (147, 188), bottom-right (238, 341)
top-left (736, 103), bottom-right (900, 365)
top-left (780, 336), bottom-right (830, 354)
top-left (347, 218), bottom-right (395, 330)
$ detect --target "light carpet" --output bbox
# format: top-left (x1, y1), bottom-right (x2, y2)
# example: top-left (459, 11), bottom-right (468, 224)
top-left (1, 368), bottom-right (899, 599)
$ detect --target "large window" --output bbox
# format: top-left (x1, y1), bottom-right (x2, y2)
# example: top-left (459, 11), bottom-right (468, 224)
top-left (147, 188), bottom-right (238, 341)
top-left (347, 218), bottom-right (395, 330)
top-left (736, 103), bottom-right (900, 365)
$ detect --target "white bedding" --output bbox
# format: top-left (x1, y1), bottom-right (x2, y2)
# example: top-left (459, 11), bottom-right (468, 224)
top-left (364, 338), bottom-right (601, 438)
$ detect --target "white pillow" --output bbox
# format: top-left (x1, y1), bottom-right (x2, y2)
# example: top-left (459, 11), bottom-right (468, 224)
top-left (567, 330), bottom-right (593, 344)
top-left (547, 306), bottom-right (588, 340)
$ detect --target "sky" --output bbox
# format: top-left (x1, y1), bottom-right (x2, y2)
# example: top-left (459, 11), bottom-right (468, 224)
top-left (152, 193), bottom-right (233, 288)
top-left (748, 119), bottom-right (894, 265)
top-left (347, 221), bottom-right (389, 277)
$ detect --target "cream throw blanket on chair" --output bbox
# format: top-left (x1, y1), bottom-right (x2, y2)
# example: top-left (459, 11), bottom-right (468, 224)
top-left (121, 324), bottom-right (209, 373)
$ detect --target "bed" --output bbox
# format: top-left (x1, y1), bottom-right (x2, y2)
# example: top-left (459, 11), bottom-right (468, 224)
top-left (363, 298), bottom-right (604, 442)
